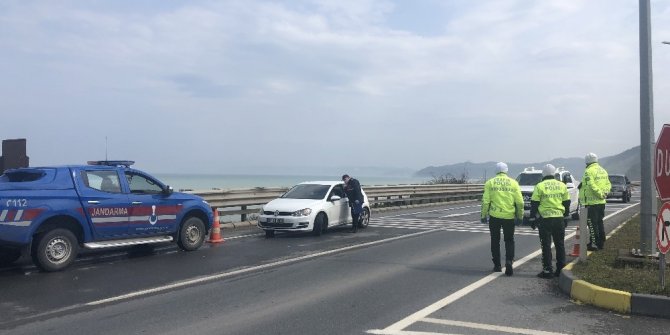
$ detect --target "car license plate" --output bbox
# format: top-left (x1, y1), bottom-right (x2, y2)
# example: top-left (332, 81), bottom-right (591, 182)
top-left (268, 218), bottom-right (284, 224)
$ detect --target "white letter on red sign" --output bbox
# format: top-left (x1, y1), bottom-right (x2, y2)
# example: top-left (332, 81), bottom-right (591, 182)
top-left (658, 149), bottom-right (663, 177)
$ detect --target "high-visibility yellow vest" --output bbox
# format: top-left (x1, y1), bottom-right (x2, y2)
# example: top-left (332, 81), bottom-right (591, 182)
top-left (579, 163), bottom-right (611, 205)
top-left (481, 173), bottom-right (524, 220)
top-left (531, 178), bottom-right (569, 218)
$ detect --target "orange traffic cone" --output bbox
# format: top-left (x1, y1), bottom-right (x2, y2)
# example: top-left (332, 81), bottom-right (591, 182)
top-left (208, 207), bottom-right (225, 244)
top-left (568, 226), bottom-right (580, 257)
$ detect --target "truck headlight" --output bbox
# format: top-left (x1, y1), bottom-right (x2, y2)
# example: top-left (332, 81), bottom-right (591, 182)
top-left (292, 208), bottom-right (312, 217)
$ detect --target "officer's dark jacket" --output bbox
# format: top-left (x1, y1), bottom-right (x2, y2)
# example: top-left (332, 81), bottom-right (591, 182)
top-left (344, 178), bottom-right (364, 204)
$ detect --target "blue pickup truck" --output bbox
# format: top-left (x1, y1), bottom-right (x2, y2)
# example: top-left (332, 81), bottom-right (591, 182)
top-left (0, 161), bottom-right (213, 272)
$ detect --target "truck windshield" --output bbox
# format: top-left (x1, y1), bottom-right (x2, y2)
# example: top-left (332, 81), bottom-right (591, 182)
top-left (281, 184), bottom-right (331, 200)
top-left (608, 175), bottom-right (626, 184)
top-left (516, 173), bottom-right (543, 186)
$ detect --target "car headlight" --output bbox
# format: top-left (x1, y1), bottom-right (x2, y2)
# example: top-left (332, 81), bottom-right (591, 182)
top-left (292, 208), bottom-right (312, 217)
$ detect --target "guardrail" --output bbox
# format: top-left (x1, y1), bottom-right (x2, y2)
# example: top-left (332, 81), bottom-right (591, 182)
top-left (191, 183), bottom-right (484, 222)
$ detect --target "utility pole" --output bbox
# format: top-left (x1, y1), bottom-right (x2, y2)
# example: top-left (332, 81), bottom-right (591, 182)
top-left (639, 0), bottom-right (656, 254)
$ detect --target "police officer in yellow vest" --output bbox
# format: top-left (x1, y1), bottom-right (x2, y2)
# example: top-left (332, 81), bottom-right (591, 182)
top-left (529, 164), bottom-right (571, 278)
top-left (580, 153), bottom-right (611, 251)
top-left (481, 162), bottom-right (524, 276)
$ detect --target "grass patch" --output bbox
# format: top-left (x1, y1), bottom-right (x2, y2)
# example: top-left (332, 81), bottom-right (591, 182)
top-left (572, 215), bottom-right (670, 296)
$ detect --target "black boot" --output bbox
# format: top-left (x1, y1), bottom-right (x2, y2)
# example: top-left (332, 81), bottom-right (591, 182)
top-left (492, 257), bottom-right (501, 272)
top-left (504, 261), bottom-right (513, 276)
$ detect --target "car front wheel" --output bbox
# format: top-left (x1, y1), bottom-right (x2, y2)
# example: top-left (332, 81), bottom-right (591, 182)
top-left (178, 217), bottom-right (206, 251)
top-left (313, 213), bottom-right (326, 236)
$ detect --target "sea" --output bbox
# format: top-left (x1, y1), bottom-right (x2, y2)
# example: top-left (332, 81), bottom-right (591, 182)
top-left (154, 173), bottom-right (429, 191)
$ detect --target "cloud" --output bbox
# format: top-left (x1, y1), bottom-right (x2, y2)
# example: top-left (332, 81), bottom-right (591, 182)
top-left (0, 0), bottom-right (667, 174)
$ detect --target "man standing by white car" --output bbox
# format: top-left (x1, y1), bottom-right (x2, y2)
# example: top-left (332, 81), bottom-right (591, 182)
top-left (342, 174), bottom-right (363, 233)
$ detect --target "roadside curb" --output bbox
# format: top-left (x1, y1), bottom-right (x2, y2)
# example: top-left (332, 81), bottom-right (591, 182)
top-left (558, 207), bottom-right (670, 319)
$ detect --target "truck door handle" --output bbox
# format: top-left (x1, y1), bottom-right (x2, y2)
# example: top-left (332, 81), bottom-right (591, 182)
top-left (87, 201), bottom-right (100, 205)
top-left (132, 201), bottom-right (142, 205)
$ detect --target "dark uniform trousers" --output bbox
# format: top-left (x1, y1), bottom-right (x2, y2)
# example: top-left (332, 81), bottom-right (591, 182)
top-left (488, 217), bottom-right (515, 267)
top-left (537, 217), bottom-right (566, 272)
top-left (587, 204), bottom-right (606, 249)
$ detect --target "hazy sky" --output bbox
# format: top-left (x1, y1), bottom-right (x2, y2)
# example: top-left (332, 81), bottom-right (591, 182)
top-left (2, 0), bottom-right (670, 175)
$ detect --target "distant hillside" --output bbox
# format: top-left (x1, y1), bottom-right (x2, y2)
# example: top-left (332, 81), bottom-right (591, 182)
top-left (415, 146), bottom-right (641, 181)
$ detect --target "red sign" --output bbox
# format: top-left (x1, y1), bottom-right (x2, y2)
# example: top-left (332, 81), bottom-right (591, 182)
top-left (658, 202), bottom-right (670, 254)
top-left (655, 124), bottom-right (670, 201)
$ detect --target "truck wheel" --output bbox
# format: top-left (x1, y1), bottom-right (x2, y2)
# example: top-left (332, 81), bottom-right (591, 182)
top-left (32, 228), bottom-right (79, 272)
top-left (178, 217), bottom-right (206, 251)
top-left (0, 247), bottom-right (21, 266)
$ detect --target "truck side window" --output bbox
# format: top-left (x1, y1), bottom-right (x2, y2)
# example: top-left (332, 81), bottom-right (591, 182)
top-left (83, 170), bottom-right (122, 193)
top-left (125, 172), bottom-right (163, 194)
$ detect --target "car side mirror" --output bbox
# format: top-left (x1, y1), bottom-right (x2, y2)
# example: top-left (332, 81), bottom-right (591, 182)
top-left (163, 185), bottom-right (174, 196)
top-left (330, 195), bottom-right (341, 201)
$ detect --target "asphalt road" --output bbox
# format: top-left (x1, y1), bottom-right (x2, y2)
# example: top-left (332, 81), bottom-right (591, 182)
top-left (1, 191), bottom-right (668, 334)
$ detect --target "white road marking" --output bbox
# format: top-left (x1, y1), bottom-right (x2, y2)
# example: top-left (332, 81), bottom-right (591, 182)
top-left (368, 318), bottom-right (570, 335)
top-left (85, 227), bottom-right (446, 306)
top-left (439, 211), bottom-right (480, 218)
top-left (369, 218), bottom-right (576, 236)
top-left (376, 204), bottom-right (481, 219)
top-left (421, 318), bottom-right (570, 335)
top-left (368, 203), bottom-right (639, 334)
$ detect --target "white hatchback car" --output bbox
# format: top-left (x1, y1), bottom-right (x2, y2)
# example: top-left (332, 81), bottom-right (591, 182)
top-left (258, 181), bottom-right (371, 237)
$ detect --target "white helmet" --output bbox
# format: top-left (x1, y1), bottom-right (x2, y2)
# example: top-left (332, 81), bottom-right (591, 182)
top-left (542, 164), bottom-right (556, 177)
top-left (495, 162), bottom-right (508, 173)
top-left (585, 152), bottom-right (598, 164)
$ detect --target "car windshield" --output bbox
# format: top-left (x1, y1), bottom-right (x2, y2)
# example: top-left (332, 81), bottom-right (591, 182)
top-left (281, 184), bottom-right (331, 200)
top-left (609, 175), bottom-right (626, 184)
top-left (516, 173), bottom-right (543, 186)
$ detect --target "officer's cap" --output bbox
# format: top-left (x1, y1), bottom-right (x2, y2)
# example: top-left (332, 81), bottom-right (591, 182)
top-left (495, 162), bottom-right (508, 173)
top-left (542, 164), bottom-right (556, 177)
top-left (585, 152), bottom-right (598, 164)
